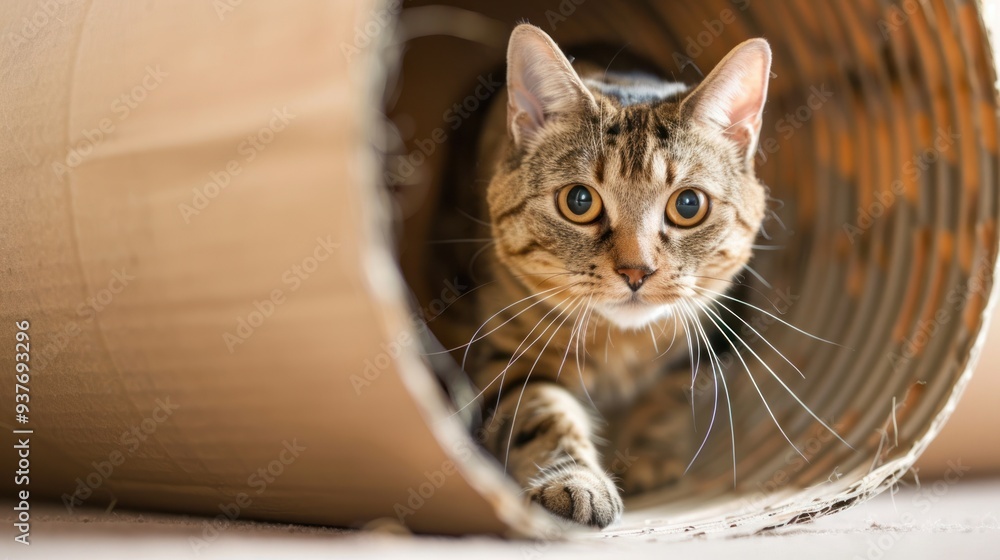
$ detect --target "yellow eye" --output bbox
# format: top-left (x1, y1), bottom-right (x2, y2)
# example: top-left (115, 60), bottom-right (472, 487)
top-left (666, 188), bottom-right (710, 228)
top-left (557, 184), bottom-right (603, 224)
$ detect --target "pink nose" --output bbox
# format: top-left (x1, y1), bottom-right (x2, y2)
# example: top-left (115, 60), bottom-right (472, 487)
top-left (616, 267), bottom-right (655, 291)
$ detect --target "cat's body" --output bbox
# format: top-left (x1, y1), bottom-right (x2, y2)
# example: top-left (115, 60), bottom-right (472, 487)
top-left (433, 25), bottom-right (772, 528)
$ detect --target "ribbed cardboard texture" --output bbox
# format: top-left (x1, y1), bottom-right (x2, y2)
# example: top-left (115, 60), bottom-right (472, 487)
top-left (0, 0), bottom-right (997, 539)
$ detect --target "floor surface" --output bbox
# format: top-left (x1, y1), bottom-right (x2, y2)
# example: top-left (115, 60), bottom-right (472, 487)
top-left (7, 477), bottom-right (998, 559)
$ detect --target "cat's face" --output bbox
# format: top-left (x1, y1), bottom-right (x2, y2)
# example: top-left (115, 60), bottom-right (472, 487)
top-left (488, 25), bottom-right (771, 329)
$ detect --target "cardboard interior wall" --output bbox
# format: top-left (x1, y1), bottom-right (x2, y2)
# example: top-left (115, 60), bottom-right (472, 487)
top-left (0, 0), bottom-right (997, 538)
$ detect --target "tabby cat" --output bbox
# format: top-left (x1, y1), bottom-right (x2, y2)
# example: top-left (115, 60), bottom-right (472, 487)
top-left (441, 24), bottom-right (771, 528)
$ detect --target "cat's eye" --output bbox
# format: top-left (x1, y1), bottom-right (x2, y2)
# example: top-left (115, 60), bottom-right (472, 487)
top-left (557, 184), bottom-right (603, 224)
top-left (666, 188), bottom-right (710, 228)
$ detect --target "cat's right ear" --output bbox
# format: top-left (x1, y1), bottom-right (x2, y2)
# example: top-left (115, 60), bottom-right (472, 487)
top-left (506, 24), bottom-right (596, 147)
top-left (681, 38), bottom-right (772, 165)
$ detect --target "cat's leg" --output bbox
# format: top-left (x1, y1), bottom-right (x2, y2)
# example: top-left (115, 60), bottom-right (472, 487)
top-left (611, 371), bottom-right (694, 495)
top-left (484, 381), bottom-right (623, 528)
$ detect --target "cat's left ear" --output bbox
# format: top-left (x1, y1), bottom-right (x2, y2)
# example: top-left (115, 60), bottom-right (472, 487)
top-left (681, 38), bottom-right (772, 165)
top-left (506, 24), bottom-right (597, 147)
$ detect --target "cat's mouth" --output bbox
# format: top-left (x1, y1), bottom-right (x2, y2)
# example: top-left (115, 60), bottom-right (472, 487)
top-left (615, 294), bottom-right (650, 307)
top-left (613, 290), bottom-right (682, 307)
top-left (596, 296), bottom-right (676, 330)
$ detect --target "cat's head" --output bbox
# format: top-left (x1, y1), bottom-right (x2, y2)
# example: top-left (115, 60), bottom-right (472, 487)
top-left (487, 24), bottom-right (771, 329)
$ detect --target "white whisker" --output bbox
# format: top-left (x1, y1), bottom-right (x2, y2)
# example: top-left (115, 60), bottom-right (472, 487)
top-left (708, 297), bottom-right (807, 380)
top-left (604, 327), bottom-right (612, 364)
top-left (683, 302), bottom-right (736, 484)
top-left (457, 207), bottom-right (491, 227)
top-left (556, 303), bottom-right (583, 382)
top-left (581, 297), bottom-right (596, 360)
top-left (492, 293), bottom-right (581, 415)
top-left (575, 296), bottom-right (600, 412)
top-left (767, 208), bottom-right (788, 232)
top-left (501, 296), bottom-right (585, 470)
top-left (676, 306), bottom-right (697, 428)
top-left (696, 299), bottom-right (853, 451)
top-left (743, 263), bottom-right (773, 290)
top-left (680, 302), bottom-right (722, 477)
top-left (691, 285), bottom-right (846, 348)
top-left (652, 312), bottom-right (680, 361)
top-left (447, 285), bottom-right (576, 417)
top-left (694, 299), bottom-right (808, 462)
top-left (458, 283), bottom-right (572, 370)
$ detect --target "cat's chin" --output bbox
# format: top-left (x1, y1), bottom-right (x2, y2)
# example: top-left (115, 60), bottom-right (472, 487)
top-left (596, 301), bottom-right (673, 330)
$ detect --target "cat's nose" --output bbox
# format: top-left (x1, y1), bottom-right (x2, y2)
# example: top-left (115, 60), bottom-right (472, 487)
top-left (616, 266), bottom-right (655, 292)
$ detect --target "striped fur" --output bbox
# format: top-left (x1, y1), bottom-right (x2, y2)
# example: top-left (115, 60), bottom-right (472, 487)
top-left (447, 25), bottom-right (771, 528)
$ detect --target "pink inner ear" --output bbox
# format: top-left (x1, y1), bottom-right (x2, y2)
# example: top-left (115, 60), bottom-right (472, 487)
top-left (505, 27), bottom-right (596, 145)
top-left (724, 121), bottom-right (755, 151)
top-left (727, 79), bottom-right (765, 129)
top-left (688, 44), bottom-right (770, 154)
top-left (512, 88), bottom-right (545, 132)
top-left (716, 76), bottom-right (764, 149)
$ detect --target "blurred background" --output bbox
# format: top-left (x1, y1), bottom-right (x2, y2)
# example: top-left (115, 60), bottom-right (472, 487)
top-left (914, 0), bottom-right (1000, 478)
top-left (917, 305), bottom-right (1000, 475)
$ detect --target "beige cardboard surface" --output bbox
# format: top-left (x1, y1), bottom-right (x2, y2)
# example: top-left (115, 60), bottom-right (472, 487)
top-left (0, 0), bottom-right (543, 536)
top-left (1, 0), bottom-right (998, 540)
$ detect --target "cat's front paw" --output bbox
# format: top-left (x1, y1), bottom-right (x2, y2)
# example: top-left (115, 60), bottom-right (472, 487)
top-left (527, 466), bottom-right (623, 528)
